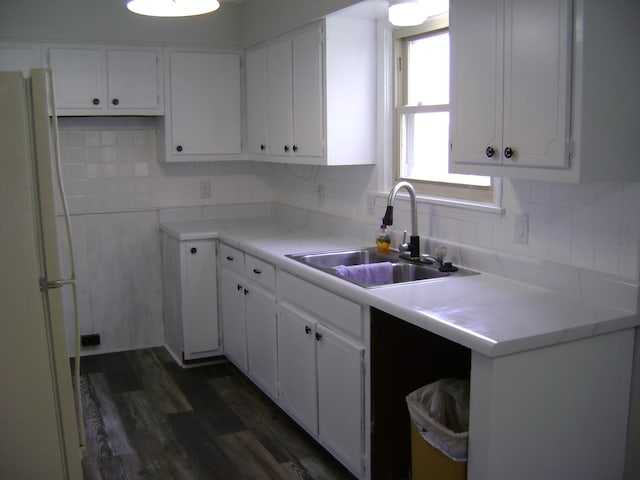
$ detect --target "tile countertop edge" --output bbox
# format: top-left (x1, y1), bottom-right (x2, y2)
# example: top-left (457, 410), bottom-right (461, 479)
top-left (159, 219), bottom-right (640, 358)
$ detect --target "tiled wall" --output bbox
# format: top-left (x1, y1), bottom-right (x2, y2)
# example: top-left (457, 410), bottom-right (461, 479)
top-left (270, 164), bottom-right (640, 281)
top-left (58, 117), bottom-right (274, 214)
top-left (56, 118), bottom-right (640, 356)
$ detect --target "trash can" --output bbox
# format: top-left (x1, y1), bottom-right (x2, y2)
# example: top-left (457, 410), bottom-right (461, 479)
top-left (406, 378), bottom-right (470, 480)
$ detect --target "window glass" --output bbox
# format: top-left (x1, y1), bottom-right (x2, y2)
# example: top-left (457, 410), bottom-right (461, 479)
top-left (407, 32), bottom-right (449, 106)
top-left (395, 21), bottom-right (493, 200)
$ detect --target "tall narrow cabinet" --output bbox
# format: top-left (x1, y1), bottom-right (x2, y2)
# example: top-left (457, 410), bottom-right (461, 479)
top-left (161, 232), bottom-right (220, 366)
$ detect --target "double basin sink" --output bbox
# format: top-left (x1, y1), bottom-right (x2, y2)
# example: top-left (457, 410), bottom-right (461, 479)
top-left (287, 247), bottom-right (477, 288)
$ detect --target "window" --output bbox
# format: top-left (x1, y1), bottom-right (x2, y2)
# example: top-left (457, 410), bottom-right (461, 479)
top-left (394, 17), bottom-right (493, 203)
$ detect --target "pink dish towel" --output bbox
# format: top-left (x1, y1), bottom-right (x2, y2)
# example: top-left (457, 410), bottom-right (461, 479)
top-left (333, 262), bottom-right (394, 286)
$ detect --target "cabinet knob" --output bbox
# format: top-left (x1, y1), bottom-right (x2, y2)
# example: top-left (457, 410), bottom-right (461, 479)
top-left (176, 145), bottom-right (183, 152)
top-left (252, 268), bottom-right (262, 275)
top-left (504, 147), bottom-right (514, 159)
top-left (292, 145), bottom-right (298, 153)
top-left (260, 144), bottom-right (266, 151)
top-left (315, 332), bottom-right (322, 341)
top-left (305, 325), bottom-right (311, 335)
top-left (190, 247), bottom-right (197, 254)
top-left (237, 284), bottom-right (242, 291)
top-left (485, 146), bottom-right (495, 158)
top-left (284, 145), bottom-right (289, 152)
top-left (244, 288), bottom-right (249, 295)
top-left (111, 98), bottom-right (119, 106)
top-left (226, 256), bottom-right (234, 261)
top-left (92, 98), bottom-right (100, 106)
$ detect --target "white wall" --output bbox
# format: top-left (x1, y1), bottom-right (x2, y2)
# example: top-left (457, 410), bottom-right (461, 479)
top-left (56, 117), bottom-right (274, 354)
top-left (240, 0), bottom-right (365, 46)
top-left (0, 0), bottom-right (242, 46)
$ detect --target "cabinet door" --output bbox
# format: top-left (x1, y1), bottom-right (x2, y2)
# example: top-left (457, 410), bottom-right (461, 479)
top-left (316, 324), bottom-right (364, 475)
top-left (169, 52), bottom-right (242, 156)
top-left (182, 240), bottom-right (219, 359)
top-left (245, 47), bottom-right (269, 155)
top-left (220, 268), bottom-right (247, 371)
top-left (292, 25), bottom-right (324, 158)
top-left (245, 284), bottom-right (277, 397)
top-left (107, 50), bottom-right (160, 111)
top-left (267, 39), bottom-right (293, 155)
top-left (450, 0), bottom-right (503, 166)
top-left (450, 0), bottom-right (571, 170)
top-left (502, 0), bottom-right (571, 168)
top-left (277, 304), bottom-right (318, 434)
top-left (49, 48), bottom-right (104, 111)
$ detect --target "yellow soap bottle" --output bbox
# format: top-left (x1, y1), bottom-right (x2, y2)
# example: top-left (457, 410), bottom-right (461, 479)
top-left (376, 224), bottom-right (391, 253)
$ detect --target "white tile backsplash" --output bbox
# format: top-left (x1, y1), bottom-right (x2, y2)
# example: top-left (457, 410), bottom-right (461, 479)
top-left (58, 117), bottom-right (275, 214)
top-left (57, 117), bottom-right (640, 282)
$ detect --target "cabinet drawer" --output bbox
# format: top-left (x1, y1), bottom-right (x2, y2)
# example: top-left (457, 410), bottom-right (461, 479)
top-left (219, 244), bottom-right (244, 274)
top-left (246, 255), bottom-right (275, 291)
top-left (280, 271), bottom-right (362, 339)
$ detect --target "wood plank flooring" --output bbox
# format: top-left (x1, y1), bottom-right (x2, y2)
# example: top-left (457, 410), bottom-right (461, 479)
top-left (78, 347), bottom-right (356, 480)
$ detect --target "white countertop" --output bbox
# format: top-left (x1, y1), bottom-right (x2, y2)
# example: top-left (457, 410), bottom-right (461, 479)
top-left (160, 218), bottom-right (639, 357)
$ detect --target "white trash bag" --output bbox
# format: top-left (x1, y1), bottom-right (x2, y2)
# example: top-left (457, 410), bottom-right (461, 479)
top-left (406, 378), bottom-right (470, 462)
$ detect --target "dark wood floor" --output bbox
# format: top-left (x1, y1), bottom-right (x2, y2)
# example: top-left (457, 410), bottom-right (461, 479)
top-left (77, 347), bottom-right (356, 480)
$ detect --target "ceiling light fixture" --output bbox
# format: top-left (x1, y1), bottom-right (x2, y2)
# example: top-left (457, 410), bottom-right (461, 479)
top-left (126, 0), bottom-right (220, 17)
top-left (388, 0), bottom-right (428, 27)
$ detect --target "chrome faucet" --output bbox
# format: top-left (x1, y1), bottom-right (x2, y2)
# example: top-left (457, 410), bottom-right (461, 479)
top-left (382, 180), bottom-right (420, 259)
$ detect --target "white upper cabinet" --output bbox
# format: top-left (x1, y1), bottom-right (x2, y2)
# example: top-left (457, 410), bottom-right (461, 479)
top-left (106, 50), bottom-right (162, 111)
top-left (48, 46), bottom-right (163, 115)
top-left (450, 0), bottom-right (570, 172)
top-left (163, 50), bottom-right (242, 162)
top-left (245, 48), bottom-right (268, 154)
top-left (245, 15), bottom-right (376, 165)
top-left (450, 0), bottom-right (640, 182)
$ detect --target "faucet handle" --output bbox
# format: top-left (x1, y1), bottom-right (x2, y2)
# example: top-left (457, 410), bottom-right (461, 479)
top-left (399, 230), bottom-right (409, 252)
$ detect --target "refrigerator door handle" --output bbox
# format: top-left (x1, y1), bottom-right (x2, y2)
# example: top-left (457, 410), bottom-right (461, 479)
top-left (39, 277), bottom-right (75, 292)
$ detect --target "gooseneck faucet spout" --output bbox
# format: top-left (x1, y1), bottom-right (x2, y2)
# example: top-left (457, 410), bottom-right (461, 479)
top-left (382, 180), bottom-right (420, 258)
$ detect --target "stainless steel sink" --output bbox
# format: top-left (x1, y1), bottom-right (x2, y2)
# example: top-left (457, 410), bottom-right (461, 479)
top-left (287, 247), bottom-right (477, 288)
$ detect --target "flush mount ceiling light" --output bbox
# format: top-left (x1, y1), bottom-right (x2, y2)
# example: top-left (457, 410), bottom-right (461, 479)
top-left (127, 0), bottom-right (220, 17)
top-left (388, 0), bottom-right (428, 26)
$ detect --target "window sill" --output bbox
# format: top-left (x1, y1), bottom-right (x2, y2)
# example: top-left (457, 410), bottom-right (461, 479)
top-left (371, 190), bottom-right (505, 215)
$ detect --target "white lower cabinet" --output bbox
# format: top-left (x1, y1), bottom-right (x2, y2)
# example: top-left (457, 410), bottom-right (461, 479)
top-left (278, 272), bottom-right (366, 477)
top-left (220, 267), bottom-right (248, 371)
top-left (278, 303), bottom-right (365, 476)
top-left (316, 323), bottom-right (365, 474)
top-left (161, 233), bottom-right (219, 366)
top-left (277, 304), bottom-right (318, 433)
top-left (245, 283), bottom-right (278, 398)
top-left (218, 248), bottom-right (366, 478)
top-left (219, 244), bottom-right (278, 398)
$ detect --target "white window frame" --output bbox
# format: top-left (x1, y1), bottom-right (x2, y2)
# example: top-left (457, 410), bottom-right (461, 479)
top-left (392, 15), bottom-right (501, 207)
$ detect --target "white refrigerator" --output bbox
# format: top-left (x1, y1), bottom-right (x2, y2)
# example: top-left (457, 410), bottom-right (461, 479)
top-left (0, 69), bottom-right (83, 479)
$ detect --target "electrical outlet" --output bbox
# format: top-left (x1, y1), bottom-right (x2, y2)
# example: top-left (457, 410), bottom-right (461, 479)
top-left (514, 213), bottom-right (529, 245)
top-left (199, 179), bottom-right (211, 200)
top-left (81, 333), bottom-right (100, 347)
